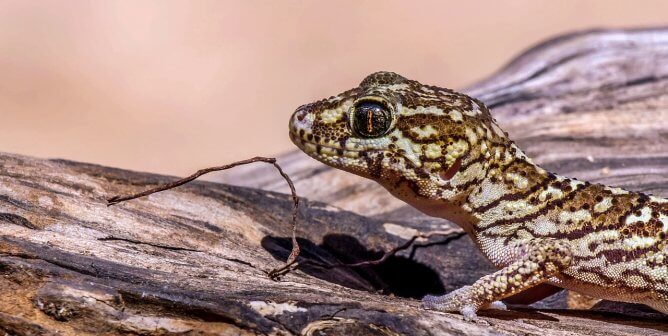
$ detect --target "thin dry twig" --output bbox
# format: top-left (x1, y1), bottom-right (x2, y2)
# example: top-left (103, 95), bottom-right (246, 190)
top-left (106, 157), bottom-right (464, 281)
top-left (107, 156), bottom-right (301, 273)
top-left (269, 228), bottom-right (465, 279)
top-left (329, 229), bottom-right (465, 268)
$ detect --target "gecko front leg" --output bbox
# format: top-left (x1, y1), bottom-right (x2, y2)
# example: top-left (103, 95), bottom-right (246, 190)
top-left (422, 238), bottom-right (573, 321)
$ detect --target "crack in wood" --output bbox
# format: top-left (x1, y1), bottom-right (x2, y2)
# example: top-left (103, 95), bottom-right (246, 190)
top-left (97, 236), bottom-right (203, 253)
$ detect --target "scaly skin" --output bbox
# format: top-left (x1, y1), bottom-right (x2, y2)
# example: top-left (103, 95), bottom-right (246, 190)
top-left (288, 71), bottom-right (668, 320)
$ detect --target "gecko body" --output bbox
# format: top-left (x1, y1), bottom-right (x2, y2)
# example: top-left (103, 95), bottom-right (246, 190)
top-left (289, 72), bottom-right (668, 319)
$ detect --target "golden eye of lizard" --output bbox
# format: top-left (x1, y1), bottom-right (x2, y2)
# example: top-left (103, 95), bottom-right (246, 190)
top-left (289, 71), bottom-right (668, 320)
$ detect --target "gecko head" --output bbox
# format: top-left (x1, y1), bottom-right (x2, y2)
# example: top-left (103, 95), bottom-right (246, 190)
top-left (289, 71), bottom-right (509, 202)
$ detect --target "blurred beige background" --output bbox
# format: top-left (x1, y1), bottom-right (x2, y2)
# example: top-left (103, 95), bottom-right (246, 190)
top-left (1, 1), bottom-right (666, 176)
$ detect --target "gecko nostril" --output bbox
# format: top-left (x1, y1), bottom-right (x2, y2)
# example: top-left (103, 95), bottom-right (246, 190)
top-left (291, 107), bottom-right (309, 122)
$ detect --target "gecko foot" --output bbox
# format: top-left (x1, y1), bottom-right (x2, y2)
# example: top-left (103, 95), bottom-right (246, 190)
top-left (422, 286), bottom-right (481, 321)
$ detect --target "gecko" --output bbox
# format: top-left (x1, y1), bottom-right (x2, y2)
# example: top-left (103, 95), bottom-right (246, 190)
top-left (288, 71), bottom-right (668, 320)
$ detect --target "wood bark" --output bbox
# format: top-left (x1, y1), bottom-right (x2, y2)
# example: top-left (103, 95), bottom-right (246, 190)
top-left (2, 28), bottom-right (668, 335)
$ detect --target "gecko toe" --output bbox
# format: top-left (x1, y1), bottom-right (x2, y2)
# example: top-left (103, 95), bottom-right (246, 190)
top-left (421, 286), bottom-right (479, 316)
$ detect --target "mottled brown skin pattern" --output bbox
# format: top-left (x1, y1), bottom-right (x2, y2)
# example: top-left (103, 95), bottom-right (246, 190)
top-left (289, 72), bottom-right (668, 320)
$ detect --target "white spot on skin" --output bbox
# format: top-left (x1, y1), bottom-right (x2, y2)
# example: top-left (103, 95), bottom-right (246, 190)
top-left (480, 200), bottom-right (535, 227)
top-left (394, 137), bottom-right (421, 167)
top-left (400, 106), bottom-right (443, 116)
top-left (249, 301), bottom-right (307, 316)
top-left (464, 100), bottom-right (482, 116)
top-left (576, 256), bottom-right (608, 268)
top-left (593, 197), bottom-right (613, 213)
top-left (646, 262), bottom-right (668, 281)
top-left (448, 110), bottom-right (463, 121)
top-left (320, 108), bottom-right (344, 124)
top-left (569, 179), bottom-right (585, 190)
top-left (343, 151), bottom-right (359, 159)
top-left (559, 210), bottom-right (592, 224)
top-left (538, 186), bottom-right (564, 202)
top-left (344, 138), bottom-right (362, 151)
top-left (346, 136), bottom-right (391, 152)
top-left (485, 126), bottom-right (494, 141)
top-left (319, 146), bottom-right (338, 156)
top-left (410, 125), bottom-right (438, 138)
top-left (465, 128), bottom-right (478, 144)
top-left (476, 126), bottom-right (485, 138)
top-left (425, 143), bottom-right (442, 159)
top-left (444, 140), bottom-right (468, 166)
top-left (469, 179), bottom-right (509, 208)
top-left (606, 187), bottom-right (629, 195)
top-left (303, 112), bottom-right (315, 125)
top-left (571, 230), bottom-right (620, 257)
top-left (505, 173), bottom-right (528, 189)
top-left (480, 142), bottom-right (488, 155)
top-left (423, 162), bottom-right (442, 171)
top-left (624, 236), bottom-right (655, 250)
top-left (383, 223), bottom-right (419, 240)
top-left (625, 275), bottom-right (648, 288)
top-left (625, 207), bottom-right (652, 224)
top-left (660, 214), bottom-right (668, 232)
top-left (386, 83), bottom-right (410, 91)
top-left (528, 217), bottom-right (559, 235)
top-left (502, 200), bottom-right (531, 212)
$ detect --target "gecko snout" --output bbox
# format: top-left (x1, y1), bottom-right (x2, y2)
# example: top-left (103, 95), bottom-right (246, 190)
top-left (289, 106), bottom-right (314, 145)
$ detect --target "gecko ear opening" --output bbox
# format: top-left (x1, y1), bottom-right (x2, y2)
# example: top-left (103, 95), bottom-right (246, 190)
top-left (439, 157), bottom-right (462, 181)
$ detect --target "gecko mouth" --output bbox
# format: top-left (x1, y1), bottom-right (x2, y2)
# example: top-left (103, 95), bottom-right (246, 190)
top-left (290, 132), bottom-right (352, 156)
top-left (289, 130), bottom-right (367, 159)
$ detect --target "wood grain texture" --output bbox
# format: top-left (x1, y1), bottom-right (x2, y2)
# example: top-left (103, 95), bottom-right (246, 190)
top-left (2, 28), bottom-right (668, 335)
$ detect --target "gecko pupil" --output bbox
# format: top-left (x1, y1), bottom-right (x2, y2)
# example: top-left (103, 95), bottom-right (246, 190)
top-left (352, 101), bottom-right (391, 138)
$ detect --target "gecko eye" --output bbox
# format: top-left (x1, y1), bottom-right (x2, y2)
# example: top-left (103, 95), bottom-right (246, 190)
top-left (351, 101), bottom-right (392, 138)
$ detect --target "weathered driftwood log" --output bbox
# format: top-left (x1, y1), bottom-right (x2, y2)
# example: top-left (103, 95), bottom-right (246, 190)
top-left (2, 28), bottom-right (668, 335)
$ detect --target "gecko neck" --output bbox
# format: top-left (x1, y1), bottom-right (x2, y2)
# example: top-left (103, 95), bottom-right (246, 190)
top-left (419, 143), bottom-right (664, 248)
top-left (395, 143), bottom-right (560, 236)
top-left (385, 137), bottom-right (664, 249)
